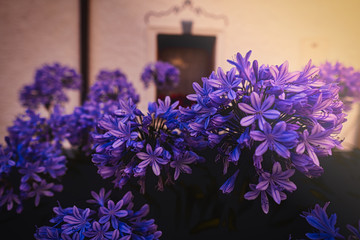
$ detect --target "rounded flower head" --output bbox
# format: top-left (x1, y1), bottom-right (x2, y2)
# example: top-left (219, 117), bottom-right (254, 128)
top-left (319, 61), bottom-right (360, 111)
top-left (34, 189), bottom-right (162, 240)
top-left (141, 61), bottom-right (180, 91)
top-left (92, 96), bottom-right (201, 192)
top-left (87, 69), bottom-right (139, 115)
top-left (1, 110), bottom-right (66, 213)
top-left (183, 50), bottom-right (345, 213)
top-left (20, 63), bottom-right (81, 110)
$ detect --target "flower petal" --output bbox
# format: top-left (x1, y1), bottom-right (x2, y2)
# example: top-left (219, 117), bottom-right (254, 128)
top-left (271, 187), bottom-right (281, 204)
top-left (146, 144), bottom-right (153, 154)
top-left (272, 162), bottom-right (282, 174)
top-left (308, 149), bottom-right (320, 166)
top-left (174, 168), bottom-right (180, 180)
top-left (138, 160), bottom-right (150, 169)
top-left (261, 95), bottom-right (275, 110)
top-left (296, 142), bottom-right (305, 154)
top-left (274, 141), bottom-right (290, 159)
top-left (250, 131), bottom-right (266, 141)
top-left (136, 152), bottom-right (149, 161)
top-left (153, 147), bottom-right (163, 156)
top-left (272, 121), bottom-right (286, 135)
top-left (261, 192), bottom-right (269, 214)
top-left (258, 116), bottom-right (266, 130)
top-left (255, 141), bottom-right (269, 156)
top-left (263, 109), bottom-right (280, 120)
top-left (240, 115), bottom-right (255, 126)
top-left (156, 157), bottom-right (169, 165)
top-left (276, 179), bottom-right (297, 192)
top-left (115, 210), bottom-right (128, 218)
top-left (238, 103), bottom-right (256, 114)
top-left (250, 92), bottom-right (261, 110)
top-left (181, 165), bottom-right (192, 174)
top-left (256, 180), bottom-right (269, 191)
top-left (228, 89), bottom-right (237, 100)
top-left (244, 190), bottom-right (259, 200)
top-left (152, 162), bottom-right (161, 176)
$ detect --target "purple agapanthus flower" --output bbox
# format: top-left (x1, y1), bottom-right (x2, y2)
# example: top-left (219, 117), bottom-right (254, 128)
top-left (301, 202), bottom-right (344, 240)
top-left (319, 62), bottom-right (360, 111)
top-left (0, 110), bottom-right (67, 213)
top-left (296, 124), bottom-right (335, 166)
top-left (19, 63), bottom-right (81, 110)
top-left (110, 121), bottom-right (138, 148)
top-left (19, 161), bottom-right (45, 183)
top-left (291, 153), bottom-right (324, 178)
top-left (62, 206), bottom-right (91, 236)
top-left (34, 189), bottom-right (162, 240)
top-left (27, 180), bottom-right (62, 207)
top-left (83, 221), bottom-right (111, 239)
top-left (87, 69), bottom-right (139, 115)
top-left (137, 144), bottom-right (168, 176)
top-left (255, 162), bottom-right (296, 205)
top-left (141, 61), bottom-right (180, 91)
top-left (170, 150), bottom-right (197, 180)
top-left (114, 98), bottom-right (142, 123)
top-left (186, 79), bottom-right (214, 105)
top-left (244, 183), bottom-right (272, 214)
top-left (269, 61), bottom-right (300, 88)
top-left (182, 50), bottom-right (345, 213)
top-left (90, 69), bottom-right (139, 104)
top-left (238, 92), bottom-right (280, 130)
top-left (35, 226), bottom-right (62, 240)
top-left (86, 188), bottom-right (112, 207)
top-left (347, 220), bottom-right (360, 240)
top-left (99, 200), bottom-right (128, 229)
top-left (296, 202), bottom-right (360, 240)
top-left (220, 169), bottom-right (240, 194)
top-left (244, 162), bottom-right (295, 214)
top-left (52, 69), bottom-right (140, 154)
top-left (250, 121), bottom-right (298, 159)
top-left (92, 96), bottom-right (201, 192)
top-left (0, 145), bottom-right (14, 174)
top-left (155, 96), bottom-right (179, 118)
top-left (0, 188), bottom-right (21, 212)
top-left (60, 102), bottom-right (101, 153)
top-left (208, 67), bottom-right (240, 100)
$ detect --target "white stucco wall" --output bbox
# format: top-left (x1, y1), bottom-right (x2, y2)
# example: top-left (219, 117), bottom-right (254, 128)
top-left (0, 0), bottom-right (80, 143)
top-left (90, 0), bottom-right (360, 148)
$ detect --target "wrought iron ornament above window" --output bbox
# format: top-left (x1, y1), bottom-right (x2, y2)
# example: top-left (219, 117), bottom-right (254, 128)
top-left (144, 0), bottom-right (228, 26)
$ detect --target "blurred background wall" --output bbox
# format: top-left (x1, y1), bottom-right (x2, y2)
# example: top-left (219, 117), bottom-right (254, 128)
top-left (0, 0), bottom-right (80, 142)
top-left (1, 0), bottom-right (360, 148)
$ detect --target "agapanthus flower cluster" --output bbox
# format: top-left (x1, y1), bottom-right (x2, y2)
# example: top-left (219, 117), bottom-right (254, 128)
top-left (180, 50), bottom-right (346, 213)
top-left (87, 69), bottom-right (140, 115)
top-left (319, 62), bottom-right (360, 111)
top-left (51, 69), bottom-right (139, 154)
top-left (20, 63), bottom-right (81, 110)
top-left (141, 61), bottom-right (180, 91)
top-left (92, 96), bottom-right (202, 193)
top-left (59, 102), bottom-right (102, 153)
top-left (0, 110), bottom-right (67, 213)
top-left (34, 188), bottom-right (162, 240)
top-left (300, 202), bottom-right (360, 240)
